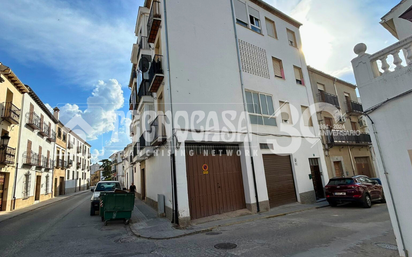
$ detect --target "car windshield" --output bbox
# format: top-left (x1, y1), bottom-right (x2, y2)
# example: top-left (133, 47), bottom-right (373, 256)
top-left (328, 179), bottom-right (355, 186)
top-left (95, 182), bottom-right (121, 191)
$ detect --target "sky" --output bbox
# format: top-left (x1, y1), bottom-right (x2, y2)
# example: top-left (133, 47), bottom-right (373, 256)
top-left (0, 0), bottom-right (400, 163)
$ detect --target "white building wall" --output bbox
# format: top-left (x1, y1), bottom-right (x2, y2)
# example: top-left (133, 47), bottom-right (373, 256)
top-left (15, 93), bottom-right (56, 201)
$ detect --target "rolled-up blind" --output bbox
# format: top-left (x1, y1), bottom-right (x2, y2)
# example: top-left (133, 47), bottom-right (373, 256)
top-left (248, 6), bottom-right (260, 18)
top-left (234, 0), bottom-right (248, 24)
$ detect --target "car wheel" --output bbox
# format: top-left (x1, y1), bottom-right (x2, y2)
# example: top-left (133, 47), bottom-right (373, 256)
top-left (90, 205), bottom-right (95, 216)
top-left (328, 201), bottom-right (337, 207)
top-left (381, 193), bottom-right (386, 203)
top-left (362, 194), bottom-right (372, 208)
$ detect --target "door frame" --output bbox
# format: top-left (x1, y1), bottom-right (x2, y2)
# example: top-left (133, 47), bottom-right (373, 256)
top-left (0, 173), bottom-right (6, 211)
top-left (35, 175), bottom-right (41, 201)
top-left (141, 168), bottom-right (146, 200)
top-left (330, 156), bottom-right (346, 177)
top-left (309, 158), bottom-right (325, 199)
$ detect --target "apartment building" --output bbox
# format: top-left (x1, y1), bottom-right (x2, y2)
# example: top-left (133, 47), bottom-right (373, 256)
top-left (0, 63), bottom-right (29, 211)
top-left (307, 67), bottom-right (376, 194)
top-left (14, 86), bottom-right (58, 209)
top-left (65, 127), bottom-right (91, 194)
top-left (109, 151), bottom-right (124, 186)
top-left (351, 0), bottom-right (412, 255)
top-left (123, 143), bottom-right (133, 190)
top-left (90, 163), bottom-right (102, 186)
top-left (53, 112), bottom-right (69, 196)
top-left (128, 0), bottom-right (329, 226)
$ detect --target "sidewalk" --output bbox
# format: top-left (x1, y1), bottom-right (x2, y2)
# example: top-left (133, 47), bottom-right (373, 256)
top-left (0, 190), bottom-right (89, 223)
top-left (129, 199), bottom-right (329, 240)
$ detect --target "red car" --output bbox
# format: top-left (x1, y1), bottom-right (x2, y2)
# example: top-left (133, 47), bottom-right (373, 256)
top-left (324, 175), bottom-right (385, 208)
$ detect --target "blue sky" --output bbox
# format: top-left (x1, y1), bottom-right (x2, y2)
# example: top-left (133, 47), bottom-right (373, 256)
top-left (0, 0), bottom-right (400, 163)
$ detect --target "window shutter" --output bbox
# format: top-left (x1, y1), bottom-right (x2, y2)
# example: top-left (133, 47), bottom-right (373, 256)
top-left (38, 146), bottom-right (42, 166)
top-left (40, 114), bottom-right (44, 130)
top-left (287, 29), bottom-right (296, 47)
top-left (234, 0), bottom-right (248, 24)
top-left (280, 101), bottom-right (292, 123)
top-left (27, 140), bottom-right (32, 162)
top-left (317, 83), bottom-right (325, 91)
top-left (294, 67), bottom-right (301, 80)
top-left (29, 103), bottom-right (34, 122)
top-left (265, 18), bottom-right (276, 38)
top-left (272, 58), bottom-right (283, 78)
top-left (248, 6), bottom-right (260, 18)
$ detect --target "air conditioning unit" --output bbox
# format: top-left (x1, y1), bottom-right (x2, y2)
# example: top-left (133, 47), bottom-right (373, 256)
top-left (336, 115), bottom-right (346, 124)
top-left (358, 117), bottom-right (367, 128)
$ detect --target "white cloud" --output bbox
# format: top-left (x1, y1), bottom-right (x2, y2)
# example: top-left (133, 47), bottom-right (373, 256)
top-left (58, 79), bottom-right (126, 141)
top-left (0, 0), bottom-right (136, 87)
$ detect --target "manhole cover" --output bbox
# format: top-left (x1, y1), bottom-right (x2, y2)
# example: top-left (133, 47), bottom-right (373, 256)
top-left (206, 232), bottom-right (222, 235)
top-left (214, 243), bottom-right (237, 250)
top-left (375, 243), bottom-right (398, 251)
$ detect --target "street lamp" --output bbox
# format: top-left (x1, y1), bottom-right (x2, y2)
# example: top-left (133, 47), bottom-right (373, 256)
top-left (0, 133), bottom-right (10, 149)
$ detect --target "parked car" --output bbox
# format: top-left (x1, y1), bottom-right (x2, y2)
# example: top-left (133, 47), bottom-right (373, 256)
top-left (90, 181), bottom-right (122, 216)
top-left (369, 178), bottom-right (382, 185)
top-left (90, 186), bottom-right (95, 192)
top-left (324, 175), bottom-right (385, 208)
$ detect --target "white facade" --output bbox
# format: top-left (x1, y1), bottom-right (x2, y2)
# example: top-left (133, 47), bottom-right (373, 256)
top-left (14, 88), bottom-right (57, 205)
top-left (351, 1), bottom-right (412, 256)
top-left (122, 144), bottom-right (133, 189)
top-left (110, 151), bottom-right (124, 187)
top-left (129, 0), bottom-right (329, 225)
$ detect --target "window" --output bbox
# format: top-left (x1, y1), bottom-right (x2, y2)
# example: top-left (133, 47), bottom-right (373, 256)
top-left (324, 117), bottom-right (333, 129)
top-left (248, 6), bottom-right (261, 33)
top-left (301, 106), bottom-right (313, 126)
top-left (245, 91), bottom-right (276, 126)
top-left (317, 83), bottom-right (325, 91)
top-left (265, 18), bottom-right (277, 39)
top-left (23, 172), bottom-right (31, 199)
top-left (72, 171), bottom-right (74, 180)
top-left (351, 121), bottom-right (357, 131)
top-left (57, 127), bottom-right (62, 138)
top-left (279, 101), bottom-right (292, 124)
top-left (272, 57), bottom-right (284, 79)
top-left (260, 143), bottom-right (273, 150)
top-left (63, 132), bottom-right (67, 142)
top-left (45, 175), bottom-right (49, 194)
top-left (234, 0), bottom-right (248, 27)
top-left (67, 171), bottom-right (70, 180)
top-left (287, 29), bottom-right (297, 47)
top-left (294, 66), bottom-right (304, 85)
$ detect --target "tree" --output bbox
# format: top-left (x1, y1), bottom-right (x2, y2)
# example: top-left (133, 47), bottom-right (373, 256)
top-left (100, 159), bottom-right (113, 181)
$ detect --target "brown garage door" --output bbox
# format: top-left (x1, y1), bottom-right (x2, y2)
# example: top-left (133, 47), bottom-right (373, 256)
top-left (355, 157), bottom-right (372, 177)
top-left (263, 154), bottom-right (297, 208)
top-left (186, 144), bottom-right (246, 220)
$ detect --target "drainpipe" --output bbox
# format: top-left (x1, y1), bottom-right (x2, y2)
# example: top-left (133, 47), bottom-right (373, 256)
top-left (365, 114), bottom-right (408, 257)
top-left (164, 0), bottom-right (179, 225)
top-left (347, 147), bottom-right (356, 176)
top-left (230, 0), bottom-right (260, 213)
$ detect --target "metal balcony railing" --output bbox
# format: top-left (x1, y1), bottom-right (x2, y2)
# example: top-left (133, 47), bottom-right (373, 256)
top-left (67, 159), bottom-right (73, 167)
top-left (139, 133), bottom-right (147, 150)
top-left (77, 147), bottom-right (81, 154)
top-left (2, 102), bottom-right (21, 124)
top-left (147, 1), bottom-right (161, 44)
top-left (148, 55), bottom-right (164, 92)
top-left (136, 79), bottom-right (151, 108)
top-left (23, 151), bottom-right (38, 166)
top-left (48, 130), bottom-right (56, 142)
top-left (39, 122), bottom-right (49, 137)
top-left (133, 143), bottom-right (138, 156)
top-left (44, 158), bottom-right (53, 170)
top-left (326, 130), bottom-right (372, 146)
top-left (26, 112), bottom-right (41, 130)
top-left (318, 91), bottom-right (340, 108)
top-left (0, 146), bottom-right (16, 165)
top-left (150, 115), bottom-right (167, 146)
top-left (345, 100), bottom-right (363, 114)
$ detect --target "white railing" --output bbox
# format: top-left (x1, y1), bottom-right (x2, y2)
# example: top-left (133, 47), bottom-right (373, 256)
top-left (369, 35), bottom-right (412, 77)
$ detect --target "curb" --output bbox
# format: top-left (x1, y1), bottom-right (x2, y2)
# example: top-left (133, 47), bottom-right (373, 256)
top-left (128, 204), bottom-right (329, 240)
top-left (0, 190), bottom-right (89, 224)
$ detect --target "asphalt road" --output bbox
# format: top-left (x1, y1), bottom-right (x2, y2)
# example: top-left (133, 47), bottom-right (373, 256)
top-left (0, 192), bottom-right (398, 257)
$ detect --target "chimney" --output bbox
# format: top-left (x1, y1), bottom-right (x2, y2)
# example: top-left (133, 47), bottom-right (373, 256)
top-left (53, 107), bottom-right (60, 120)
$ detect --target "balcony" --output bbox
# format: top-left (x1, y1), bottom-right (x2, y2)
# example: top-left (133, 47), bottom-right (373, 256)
top-left (68, 141), bottom-right (73, 149)
top-left (148, 55), bottom-right (164, 92)
top-left (326, 130), bottom-right (372, 146)
top-left (48, 130), bottom-right (56, 142)
top-left (150, 115), bottom-right (167, 146)
top-left (1, 102), bottom-right (21, 124)
top-left (138, 132), bottom-right (155, 160)
top-left (67, 159), bottom-right (73, 167)
top-left (0, 146), bottom-right (16, 165)
top-left (137, 36), bottom-right (150, 60)
top-left (345, 100), bottom-right (363, 115)
top-left (26, 112), bottom-right (41, 130)
top-left (23, 151), bottom-right (38, 166)
top-left (137, 79), bottom-right (152, 108)
top-left (318, 91), bottom-right (340, 108)
top-left (44, 158), bottom-right (53, 170)
top-left (147, 1), bottom-right (161, 44)
top-left (39, 122), bottom-right (49, 137)
top-left (77, 147), bottom-right (81, 154)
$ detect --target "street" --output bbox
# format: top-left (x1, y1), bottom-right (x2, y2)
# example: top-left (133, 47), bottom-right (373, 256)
top-left (0, 192), bottom-right (397, 257)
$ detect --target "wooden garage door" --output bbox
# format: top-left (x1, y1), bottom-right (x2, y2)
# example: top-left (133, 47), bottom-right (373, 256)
top-left (355, 157), bottom-right (372, 177)
top-left (186, 145), bottom-right (246, 220)
top-left (263, 154), bottom-right (297, 208)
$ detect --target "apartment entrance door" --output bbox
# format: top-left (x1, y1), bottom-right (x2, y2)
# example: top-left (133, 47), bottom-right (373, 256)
top-left (59, 177), bottom-right (65, 195)
top-left (54, 178), bottom-right (58, 197)
top-left (141, 168), bottom-right (146, 200)
top-left (0, 173), bottom-right (5, 211)
top-left (309, 158), bottom-right (324, 199)
top-left (333, 161), bottom-right (344, 177)
top-left (355, 157), bottom-right (372, 177)
top-left (35, 175), bottom-right (41, 201)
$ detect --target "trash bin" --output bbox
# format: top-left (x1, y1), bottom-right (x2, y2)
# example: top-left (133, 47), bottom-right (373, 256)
top-left (101, 192), bottom-right (135, 226)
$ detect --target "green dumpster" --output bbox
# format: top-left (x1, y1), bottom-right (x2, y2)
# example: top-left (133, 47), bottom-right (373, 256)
top-left (101, 192), bottom-right (135, 226)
